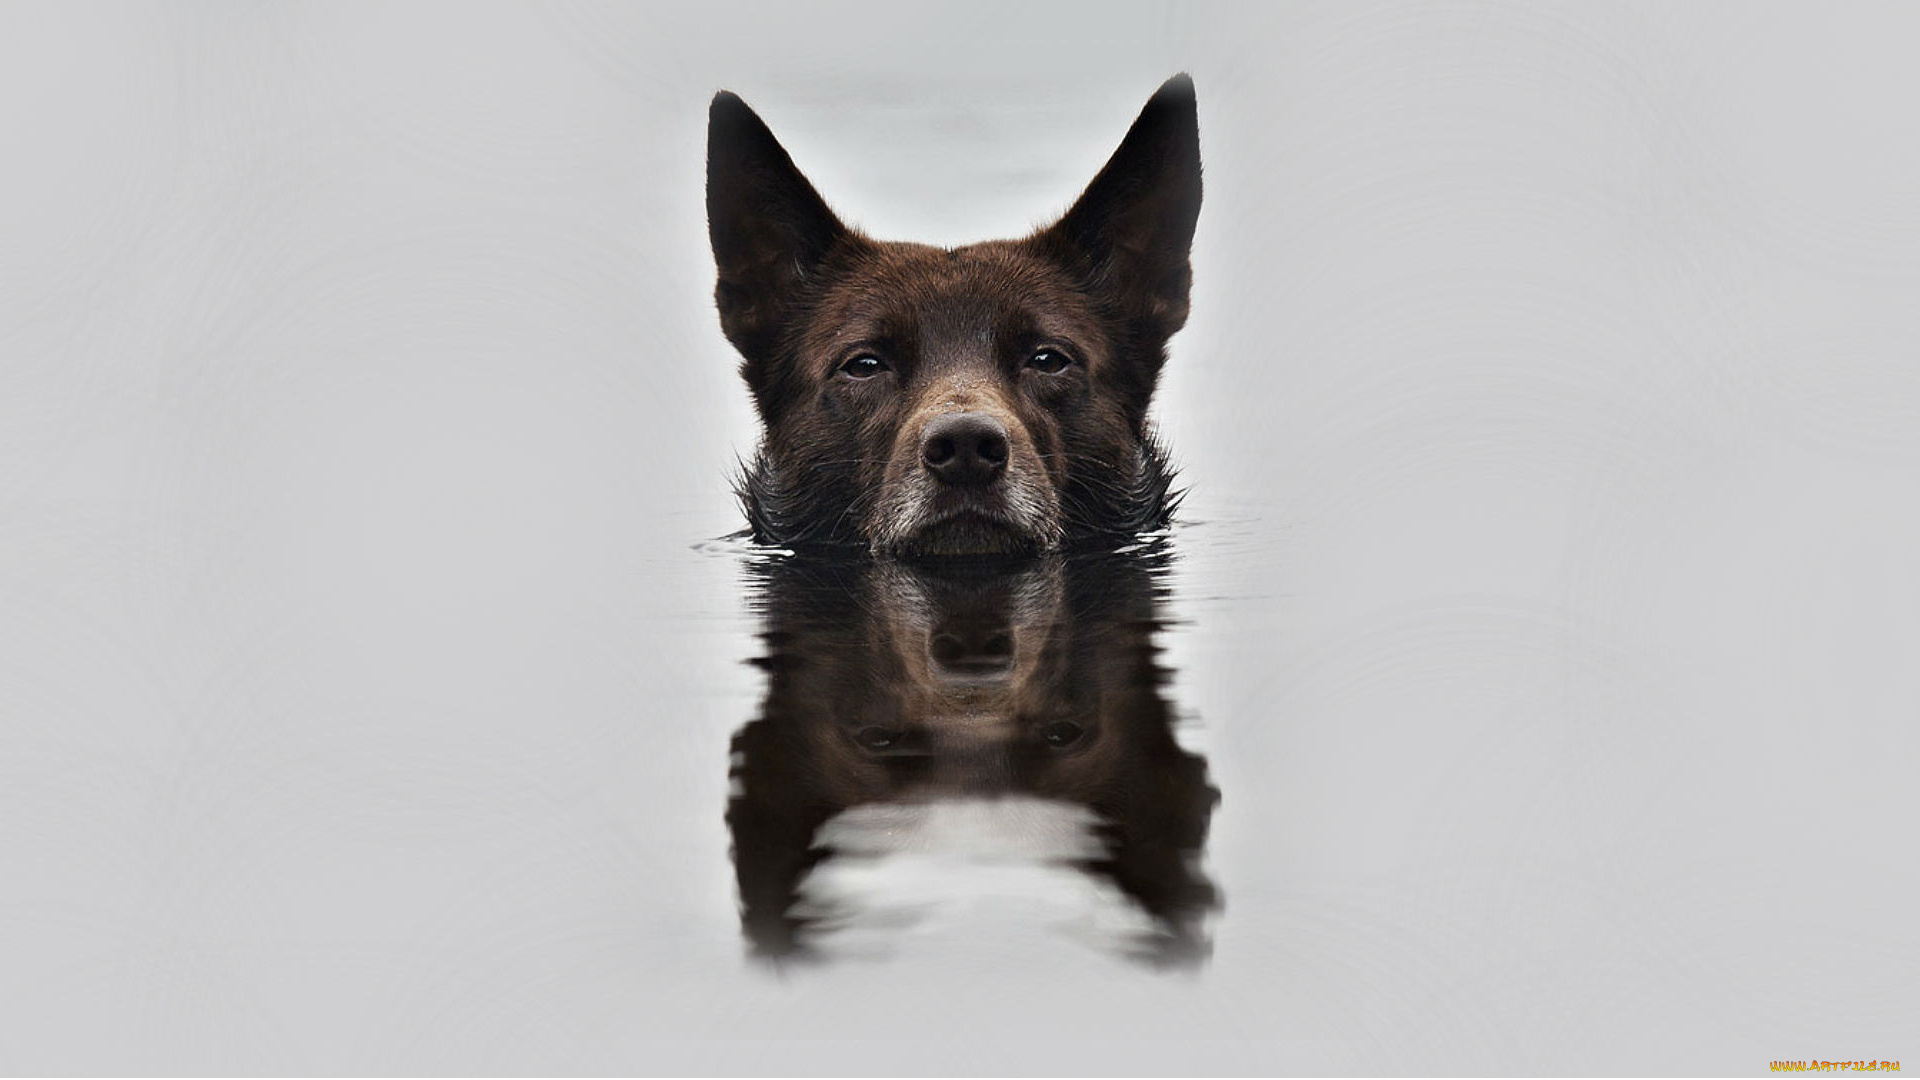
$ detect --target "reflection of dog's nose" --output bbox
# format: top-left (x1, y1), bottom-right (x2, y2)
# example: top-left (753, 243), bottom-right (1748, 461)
top-left (928, 617), bottom-right (1015, 677)
top-left (921, 413), bottom-right (1009, 486)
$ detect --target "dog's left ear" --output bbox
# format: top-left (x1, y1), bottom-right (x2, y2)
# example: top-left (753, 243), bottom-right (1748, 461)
top-left (1039, 75), bottom-right (1202, 339)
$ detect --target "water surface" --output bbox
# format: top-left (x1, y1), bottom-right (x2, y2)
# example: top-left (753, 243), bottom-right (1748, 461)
top-left (726, 544), bottom-right (1219, 967)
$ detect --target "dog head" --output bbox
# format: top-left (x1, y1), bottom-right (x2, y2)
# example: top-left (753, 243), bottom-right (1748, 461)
top-left (708, 76), bottom-right (1201, 556)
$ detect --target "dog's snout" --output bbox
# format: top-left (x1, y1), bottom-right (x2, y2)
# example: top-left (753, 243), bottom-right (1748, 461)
top-left (920, 412), bottom-right (1009, 486)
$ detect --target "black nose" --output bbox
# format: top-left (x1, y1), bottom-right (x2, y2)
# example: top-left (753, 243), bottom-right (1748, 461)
top-left (921, 412), bottom-right (1009, 486)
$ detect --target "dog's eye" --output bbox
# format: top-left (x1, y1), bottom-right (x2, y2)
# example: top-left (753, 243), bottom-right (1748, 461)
top-left (840, 354), bottom-right (889, 379)
top-left (1026, 348), bottom-right (1074, 375)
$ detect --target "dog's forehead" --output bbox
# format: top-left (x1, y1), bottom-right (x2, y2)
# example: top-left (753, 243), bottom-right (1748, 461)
top-left (813, 239), bottom-right (1095, 347)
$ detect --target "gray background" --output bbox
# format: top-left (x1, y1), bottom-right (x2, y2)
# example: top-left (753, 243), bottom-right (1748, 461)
top-left (2, 1), bottom-right (1917, 1074)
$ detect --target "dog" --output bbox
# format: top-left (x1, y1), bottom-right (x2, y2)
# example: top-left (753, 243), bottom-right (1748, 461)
top-left (707, 76), bottom-right (1201, 556)
top-left (727, 548), bottom-right (1219, 961)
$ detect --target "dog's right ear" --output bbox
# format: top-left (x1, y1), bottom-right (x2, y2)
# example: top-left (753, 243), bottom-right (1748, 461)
top-left (707, 92), bottom-right (849, 363)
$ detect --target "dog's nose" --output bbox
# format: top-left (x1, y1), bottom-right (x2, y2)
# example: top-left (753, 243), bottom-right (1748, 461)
top-left (921, 412), bottom-right (1009, 486)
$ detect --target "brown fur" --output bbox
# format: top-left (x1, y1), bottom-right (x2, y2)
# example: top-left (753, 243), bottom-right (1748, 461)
top-left (708, 77), bottom-right (1202, 556)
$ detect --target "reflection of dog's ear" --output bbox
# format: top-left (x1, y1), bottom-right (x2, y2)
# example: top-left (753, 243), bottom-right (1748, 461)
top-left (1095, 725), bottom-right (1218, 906)
top-left (1038, 75), bottom-right (1202, 345)
top-left (725, 715), bottom-right (838, 958)
top-left (1087, 731), bottom-right (1220, 965)
top-left (707, 91), bottom-right (855, 373)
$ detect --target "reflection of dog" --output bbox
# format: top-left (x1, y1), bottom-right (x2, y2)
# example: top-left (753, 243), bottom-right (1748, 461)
top-left (726, 549), bottom-right (1220, 962)
top-left (707, 77), bottom-right (1201, 555)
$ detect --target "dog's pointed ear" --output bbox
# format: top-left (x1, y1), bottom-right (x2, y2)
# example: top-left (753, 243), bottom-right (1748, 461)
top-left (1040, 74), bottom-right (1202, 338)
top-left (708, 91), bottom-right (849, 361)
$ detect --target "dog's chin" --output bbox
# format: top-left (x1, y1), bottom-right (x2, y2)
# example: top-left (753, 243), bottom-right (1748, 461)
top-left (889, 511), bottom-right (1046, 559)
